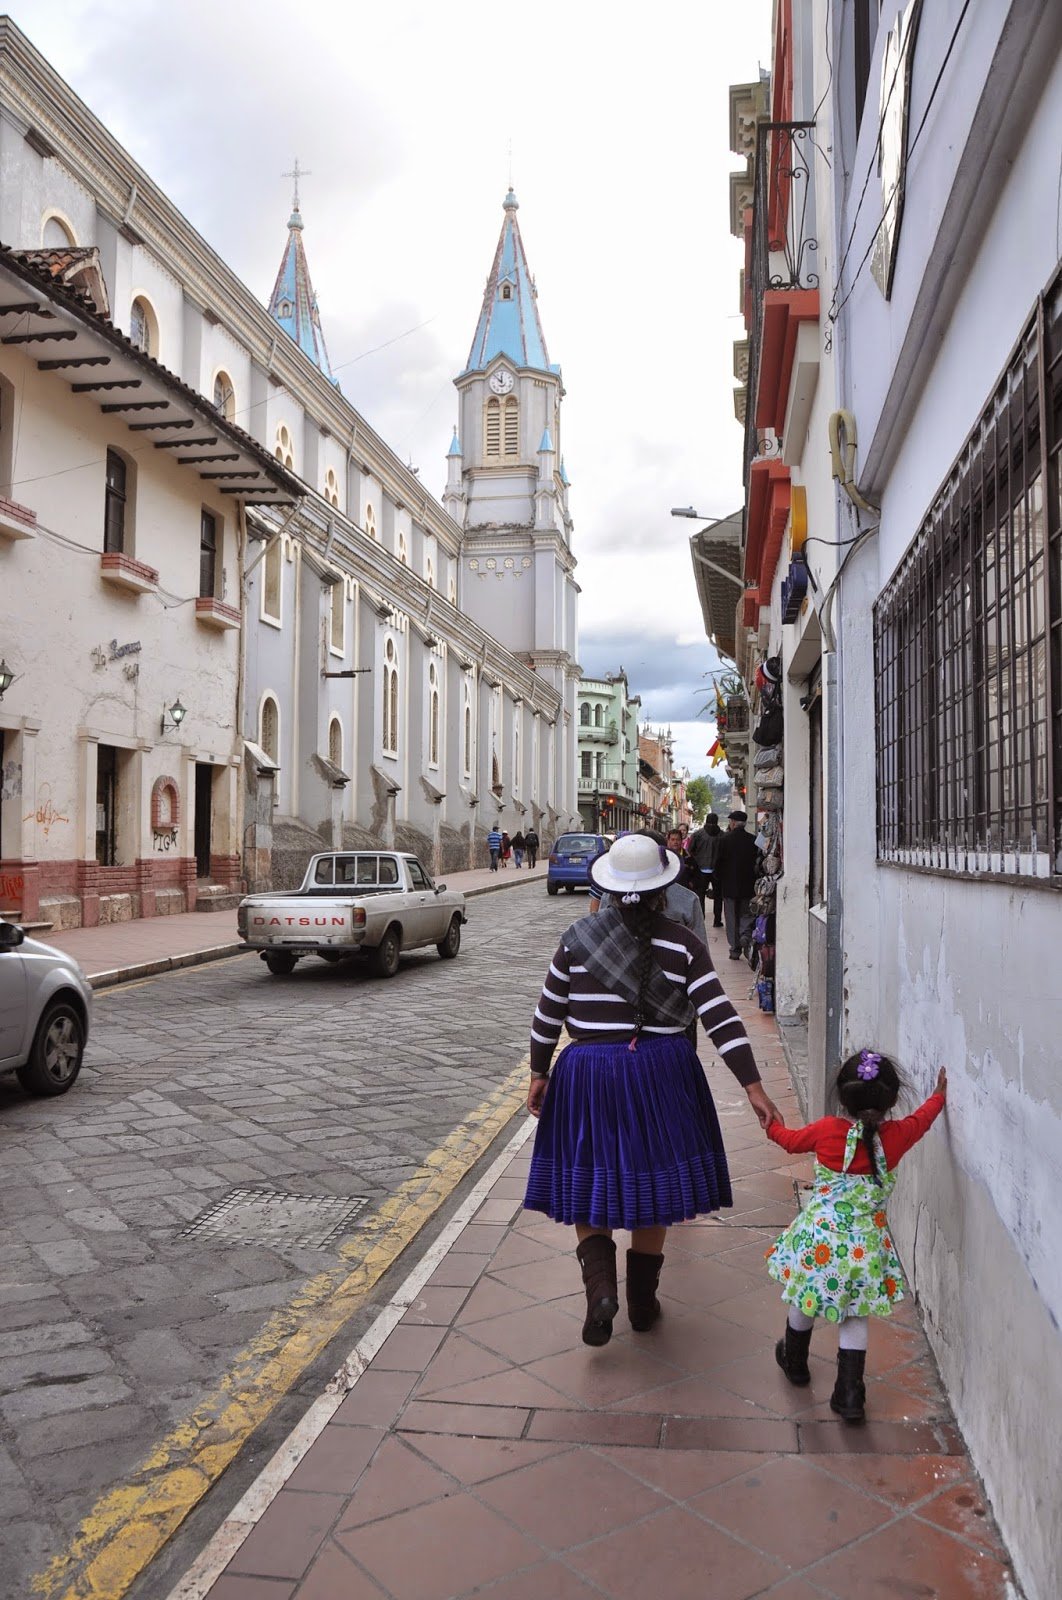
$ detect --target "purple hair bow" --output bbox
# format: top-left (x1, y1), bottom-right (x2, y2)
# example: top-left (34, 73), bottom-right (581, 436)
top-left (857, 1050), bottom-right (882, 1081)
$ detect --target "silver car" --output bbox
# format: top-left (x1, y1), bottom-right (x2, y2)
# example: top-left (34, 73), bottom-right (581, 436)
top-left (0, 923), bottom-right (93, 1096)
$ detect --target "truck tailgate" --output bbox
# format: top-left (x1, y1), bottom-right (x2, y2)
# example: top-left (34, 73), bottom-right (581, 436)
top-left (243, 902), bottom-right (356, 945)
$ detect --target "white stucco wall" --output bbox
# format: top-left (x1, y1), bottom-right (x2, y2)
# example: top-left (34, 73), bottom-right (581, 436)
top-left (836, 24), bottom-right (1062, 1598)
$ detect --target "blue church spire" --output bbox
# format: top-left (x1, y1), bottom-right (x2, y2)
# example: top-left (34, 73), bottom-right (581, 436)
top-left (268, 160), bottom-right (335, 381)
top-left (463, 189), bottom-right (554, 376)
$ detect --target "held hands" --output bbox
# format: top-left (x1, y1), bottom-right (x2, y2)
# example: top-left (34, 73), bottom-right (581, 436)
top-left (934, 1066), bottom-right (948, 1099)
top-left (746, 1082), bottom-right (784, 1131)
top-left (527, 1077), bottom-right (549, 1118)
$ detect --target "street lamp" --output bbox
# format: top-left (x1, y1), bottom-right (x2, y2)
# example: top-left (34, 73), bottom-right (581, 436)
top-left (0, 658), bottom-right (14, 700)
top-left (674, 507), bottom-right (750, 592)
top-left (160, 698), bottom-right (187, 736)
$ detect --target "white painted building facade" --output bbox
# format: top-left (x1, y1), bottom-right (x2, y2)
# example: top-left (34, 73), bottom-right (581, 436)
top-left (714, 6), bottom-right (1062, 1596)
top-left (0, 20), bottom-right (581, 915)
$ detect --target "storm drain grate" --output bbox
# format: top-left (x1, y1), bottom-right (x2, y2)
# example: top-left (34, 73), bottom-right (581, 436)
top-left (180, 1187), bottom-right (370, 1249)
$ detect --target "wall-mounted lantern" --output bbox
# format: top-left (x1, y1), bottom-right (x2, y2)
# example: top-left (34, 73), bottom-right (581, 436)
top-left (160, 698), bottom-right (187, 737)
top-left (0, 659), bottom-right (14, 699)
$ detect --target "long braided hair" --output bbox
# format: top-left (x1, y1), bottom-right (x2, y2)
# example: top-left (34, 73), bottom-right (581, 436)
top-left (618, 890), bottom-right (665, 1046)
top-left (835, 1051), bottom-right (904, 1184)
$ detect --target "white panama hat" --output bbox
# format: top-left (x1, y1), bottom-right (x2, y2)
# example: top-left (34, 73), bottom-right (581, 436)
top-left (589, 833), bottom-right (681, 899)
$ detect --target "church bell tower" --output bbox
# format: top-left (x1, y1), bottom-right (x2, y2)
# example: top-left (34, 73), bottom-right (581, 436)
top-left (445, 190), bottom-right (577, 682)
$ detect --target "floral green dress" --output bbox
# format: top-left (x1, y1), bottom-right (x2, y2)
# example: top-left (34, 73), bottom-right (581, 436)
top-left (766, 1120), bottom-right (907, 1321)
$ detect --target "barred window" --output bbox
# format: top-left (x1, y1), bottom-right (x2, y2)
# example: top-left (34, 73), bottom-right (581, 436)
top-left (875, 271), bottom-right (1062, 877)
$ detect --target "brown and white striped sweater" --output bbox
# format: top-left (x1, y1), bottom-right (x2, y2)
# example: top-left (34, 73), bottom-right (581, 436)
top-left (530, 914), bottom-right (760, 1085)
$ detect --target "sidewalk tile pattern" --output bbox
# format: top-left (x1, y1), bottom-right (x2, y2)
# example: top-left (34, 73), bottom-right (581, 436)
top-left (205, 927), bottom-right (1014, 1600)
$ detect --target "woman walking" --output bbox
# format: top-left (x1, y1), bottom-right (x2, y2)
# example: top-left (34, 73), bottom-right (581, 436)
top-left (524, 833), bottom-right (783, 1346)
top-left (511, 830), bottom-right (526, 868)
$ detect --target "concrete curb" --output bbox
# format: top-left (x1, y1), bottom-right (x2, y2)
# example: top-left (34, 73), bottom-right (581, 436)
top-left (88, 872), bottom-right (555, 990)
top-left (88, 944), bottom-right (247, 991)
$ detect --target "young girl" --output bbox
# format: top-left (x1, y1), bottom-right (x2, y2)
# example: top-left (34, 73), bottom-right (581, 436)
top-left (764, 1052), bottom-right (947, 1423)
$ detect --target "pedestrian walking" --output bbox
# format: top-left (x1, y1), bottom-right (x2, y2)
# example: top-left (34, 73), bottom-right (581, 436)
top-left (524, 833), bottom-right (784, 1347)
top-left (765, 1052), bottom-right (948, 1423)
top-left (713, 809), bottom-right (760, 960)
top-left (524, 828), bottom-right (540, 868)
top-left (500, 830), bottom-right (512, 867)
top-left (511, 830), bottom-right (526, 868)
top-left (486, 825), bottom-right (502, 871)
top-left (687, 812), bottom-right (723, 925)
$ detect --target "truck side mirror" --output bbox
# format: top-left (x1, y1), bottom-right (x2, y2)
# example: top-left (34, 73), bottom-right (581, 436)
top-left (435, 883), bottom-right (447, 893)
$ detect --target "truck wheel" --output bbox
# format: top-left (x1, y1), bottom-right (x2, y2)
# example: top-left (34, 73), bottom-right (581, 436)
top-left (372, 927), bottom-right (401, 978)
top-left (437, 916), bottom-right (461, 960)
top-left (264, 952), bottom-right (297, 976)
top-left (16, 1001), bottom-right (85, 1097)
top-left (547, 881), bottom-right (558, 896)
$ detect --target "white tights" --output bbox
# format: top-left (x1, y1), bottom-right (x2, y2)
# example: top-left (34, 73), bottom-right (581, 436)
top-left (787, 1305), bottom-right (868, 1350)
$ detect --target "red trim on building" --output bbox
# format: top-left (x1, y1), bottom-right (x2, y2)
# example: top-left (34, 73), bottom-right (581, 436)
top-left (745, 459), bottom-right (791, 593)
top-left (754, 289), bottom-right (820, 433)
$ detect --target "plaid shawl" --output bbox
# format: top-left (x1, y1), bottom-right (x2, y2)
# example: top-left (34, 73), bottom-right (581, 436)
top-left (563, 905), bottom-right (694, 1029)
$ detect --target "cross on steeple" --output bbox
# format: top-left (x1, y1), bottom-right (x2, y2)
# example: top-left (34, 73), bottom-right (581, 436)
top-left (282, 158), bottom-right (311, 214)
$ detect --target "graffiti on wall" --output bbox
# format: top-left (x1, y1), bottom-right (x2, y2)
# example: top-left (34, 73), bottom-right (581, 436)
top-left (24, 784), bottom-right (70, 839)
top-left (152, 829), bottom-right (179, 851)
top-left (0, 872), bottom-right (24, 904)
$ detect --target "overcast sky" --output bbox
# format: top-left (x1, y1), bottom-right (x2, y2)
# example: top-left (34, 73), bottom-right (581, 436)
top-left (20, 0), bottom-right (770, 778)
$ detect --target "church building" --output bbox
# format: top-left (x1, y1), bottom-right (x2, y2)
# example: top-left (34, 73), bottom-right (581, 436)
top-left (0, 18), bottom-right (581, 925)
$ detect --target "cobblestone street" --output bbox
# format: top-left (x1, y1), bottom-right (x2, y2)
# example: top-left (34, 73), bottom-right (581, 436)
top-left (0, 877), bottom-right (564, 1599)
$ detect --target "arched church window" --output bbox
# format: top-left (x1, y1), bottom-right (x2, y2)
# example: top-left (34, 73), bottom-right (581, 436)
top-left (213, 371), bottom-right (236, 422)
top-left (278, 300), bottom-right (293, 318)
top-left (503, 396), bottom-right (519, 457)
top-left (364, 503), bottom-right (377, 540)
top-left (398, 531), bottom-right (408, 566)
top-left (42, 212), bottom-right (75, 247)
top-left (382, 637), bottom-right (399, 756)
top-left (594, 704), bottom-right (603, 727)
top-left (260, 695), bottom-right (280, 764)
top-left (328, 716), bottom-right (343, 769)
top-left (324, 466), bottom-right (340, 508)
top-left (501, 284), bottom-right (513, 301)
top-left (130, 296), bottom-right (158, 357)
top-left (580, 703), bottom-right (591, 726)
top-left (463, 690), bottom-right (472, 777)
top-left (429, 663), bottom-right (440, 769)
top-left (492, 752), bottom-right (502, 795)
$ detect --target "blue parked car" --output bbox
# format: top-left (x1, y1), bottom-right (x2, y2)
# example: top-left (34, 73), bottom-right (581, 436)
top-left (546, 832), bottom-right (610, 895)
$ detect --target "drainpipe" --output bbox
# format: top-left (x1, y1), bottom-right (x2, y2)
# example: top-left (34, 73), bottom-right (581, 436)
top-left (822, 643), bottom-right (843, 1119)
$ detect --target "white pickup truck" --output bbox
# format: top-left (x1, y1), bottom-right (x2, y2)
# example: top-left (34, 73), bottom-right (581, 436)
top-left (236, 851), bottom-right (467, 978)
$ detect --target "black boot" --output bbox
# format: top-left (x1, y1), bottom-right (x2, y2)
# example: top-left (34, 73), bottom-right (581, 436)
top-left (774, 1321), bottom-right (812, 1385)
top-left (626, 1250), bottom-right (664, 1332)
top-left (830, 1348), bottom-right (867, 1423)
top-left (576, 1235), bottom-right (619, 1347)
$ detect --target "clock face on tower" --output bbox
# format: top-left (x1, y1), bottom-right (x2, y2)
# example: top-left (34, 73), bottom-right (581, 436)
top-left (488, 368), bottom-right (515, 395)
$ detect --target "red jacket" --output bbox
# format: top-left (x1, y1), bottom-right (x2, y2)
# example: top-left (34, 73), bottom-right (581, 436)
top-left (766, 1093), bottom-right (945, 1173)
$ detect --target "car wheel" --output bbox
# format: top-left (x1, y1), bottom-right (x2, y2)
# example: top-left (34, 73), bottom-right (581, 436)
top-left (547, 881), bottom-right (559, 896)
top-left (264, 952), bottom-right (297, 976)
top-left (16, 1001), bottom-right (85, 1097)
top-left (437, 916), bottom-right (462, 960)
top-left (372, 927), bottom-right (401, 978)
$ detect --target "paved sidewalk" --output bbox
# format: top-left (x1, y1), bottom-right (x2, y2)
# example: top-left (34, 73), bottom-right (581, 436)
top-left (183, 926), bottom-right (1016, 1600)
top-left (35, 860), bottom-right (550, 983)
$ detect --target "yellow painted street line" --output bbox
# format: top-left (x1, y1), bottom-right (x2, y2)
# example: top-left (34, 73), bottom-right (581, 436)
top-left (32, 1058), bottom-right (530, 1600)
top-left (93, 953), bottom-right (250, 997)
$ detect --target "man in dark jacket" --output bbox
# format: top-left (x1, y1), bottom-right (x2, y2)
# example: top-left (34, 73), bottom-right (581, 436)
top-left (713, 810), bottom-right (761, 960)
top-left (686, 813), bottom-right (723, 924)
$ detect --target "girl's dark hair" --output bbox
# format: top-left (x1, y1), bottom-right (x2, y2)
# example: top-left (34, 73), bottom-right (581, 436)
top-left (619, 890), bottom-right (665, 1041)
top-left (835, 1051), bottom-right (905, 1184)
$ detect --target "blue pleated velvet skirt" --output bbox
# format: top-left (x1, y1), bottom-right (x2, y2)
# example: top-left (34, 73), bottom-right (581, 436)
top-left (523, 1034), bottom-right (733, 1230)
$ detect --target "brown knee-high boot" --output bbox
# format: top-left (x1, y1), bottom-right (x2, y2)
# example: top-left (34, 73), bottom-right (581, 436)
top-left (626, 1249), bottom-right (665, 1331)
top-left (576, 1235), bottom-right (619, 1346)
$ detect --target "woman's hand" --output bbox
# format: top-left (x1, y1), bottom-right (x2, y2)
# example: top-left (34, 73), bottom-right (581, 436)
top-left (527, 1077), bottom-right (549, 1118)
top-left (934, 1066), bottom-right (948, 1099)
top-left (745, 1082), bottom-right (784, 1130)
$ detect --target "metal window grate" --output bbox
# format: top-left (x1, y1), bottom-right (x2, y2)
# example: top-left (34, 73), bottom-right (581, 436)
top-left (874, 269), bottom-right (1062, 876)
